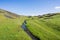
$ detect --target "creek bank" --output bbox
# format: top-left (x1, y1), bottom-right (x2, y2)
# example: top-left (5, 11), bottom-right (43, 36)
top-left (21, 20), bottom-right (40, 40)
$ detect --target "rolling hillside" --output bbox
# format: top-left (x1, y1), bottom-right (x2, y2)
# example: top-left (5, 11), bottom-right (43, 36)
top-left (26, 13), bottom-right (60, 40)
top-left (0, 9), bottom-right (32, 40)
top-left (0, 9), bottom-right (60, 40)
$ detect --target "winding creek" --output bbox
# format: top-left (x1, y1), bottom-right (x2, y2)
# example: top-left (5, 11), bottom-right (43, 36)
top-left (21, 20), bottom-right (40, 40)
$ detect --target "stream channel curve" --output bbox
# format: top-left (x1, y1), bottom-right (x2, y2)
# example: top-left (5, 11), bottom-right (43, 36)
top-left (21, 20), bottom-right (40, 40)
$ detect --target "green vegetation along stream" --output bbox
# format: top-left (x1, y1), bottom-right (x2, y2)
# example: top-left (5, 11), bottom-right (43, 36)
top-left (21, 20), bottom-right (40, 40)
top-left (0, 9), bottom-right (60, 40)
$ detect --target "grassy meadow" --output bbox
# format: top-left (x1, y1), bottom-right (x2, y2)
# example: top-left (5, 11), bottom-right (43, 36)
top-left (26, 13), bottom-right (60, 40)
top-left (0, 9), bottom-right (60, 40)
top-left (0, 10), bottom-right (32, 40)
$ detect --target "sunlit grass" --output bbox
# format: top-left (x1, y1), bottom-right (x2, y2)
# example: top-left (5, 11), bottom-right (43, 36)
top-left (26, 14), bottom-right (60, 40)
top-left (0, 13), bottom-right (32, 40)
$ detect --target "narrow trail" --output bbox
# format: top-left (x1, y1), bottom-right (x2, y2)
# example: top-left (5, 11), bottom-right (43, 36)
top-left (21, 20), bottom-right (40, 40)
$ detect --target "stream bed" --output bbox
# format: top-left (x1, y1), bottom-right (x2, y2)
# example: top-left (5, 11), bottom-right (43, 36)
top-left (21, 20), bottom-right (40, 40)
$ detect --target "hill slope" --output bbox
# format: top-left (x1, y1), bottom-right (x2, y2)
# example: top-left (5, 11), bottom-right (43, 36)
top-left (0, 9), bottom-right (60, 40)
top-left (26, 13), bottom-right (60, 40)
top-left (0, 9), bottom-right (32, 40)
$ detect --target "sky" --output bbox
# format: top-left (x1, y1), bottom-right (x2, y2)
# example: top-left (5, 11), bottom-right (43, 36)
top-left (0, 0), bottom-right (60, 16)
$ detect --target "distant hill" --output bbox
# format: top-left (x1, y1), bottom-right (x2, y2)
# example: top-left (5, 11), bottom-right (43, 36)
top-left (0, 9), bottom-right (20, 19)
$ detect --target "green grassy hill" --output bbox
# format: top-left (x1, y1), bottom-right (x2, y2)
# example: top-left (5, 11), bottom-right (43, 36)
top-left (0, 9), bottom-right (32, 40)
top-left (26, 13), bottom-right (60, 40)
top-left (0, 9), bottom-right (60, 40)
